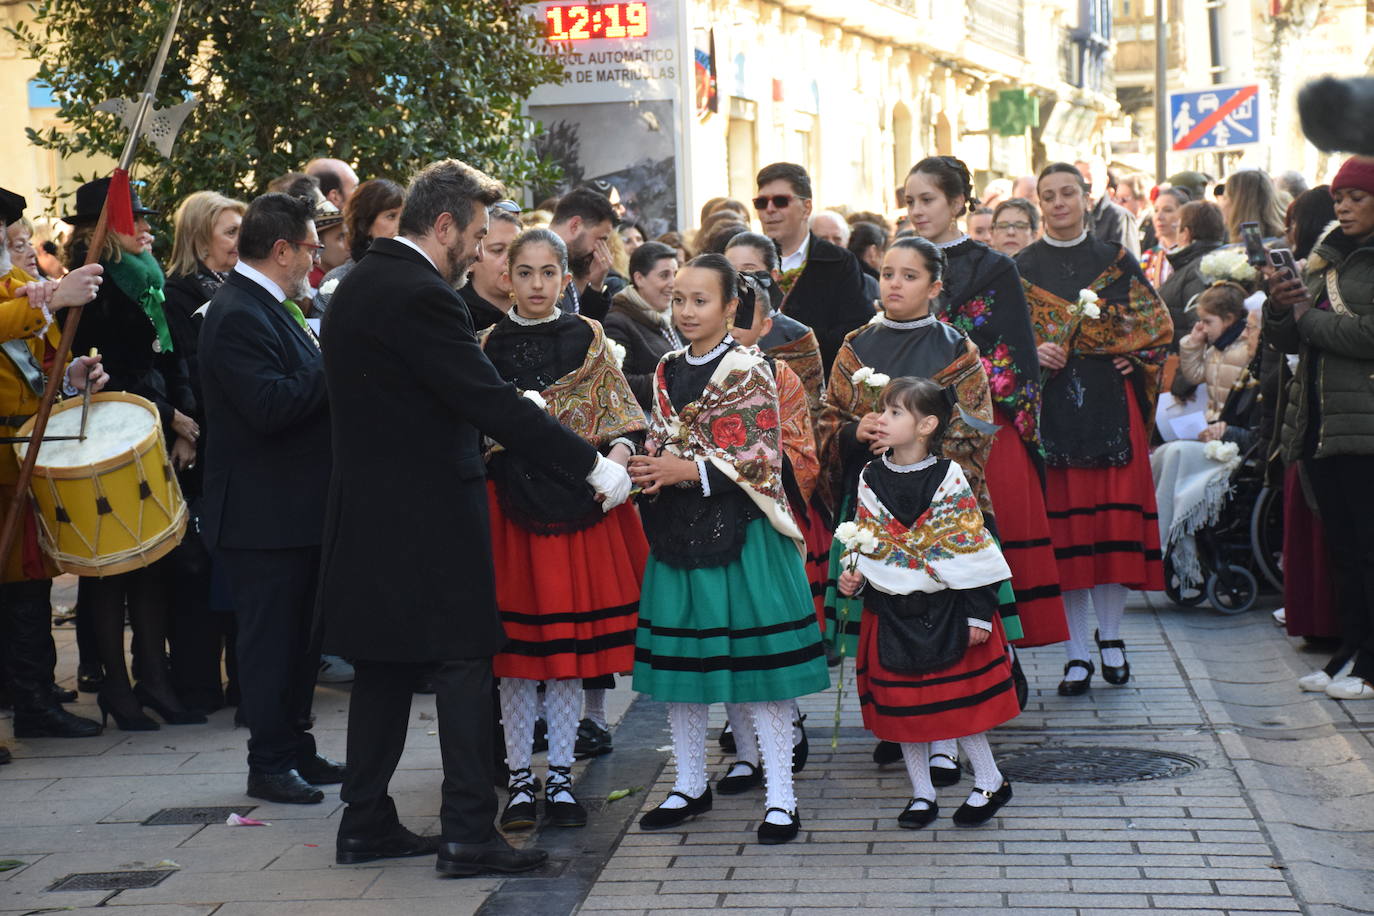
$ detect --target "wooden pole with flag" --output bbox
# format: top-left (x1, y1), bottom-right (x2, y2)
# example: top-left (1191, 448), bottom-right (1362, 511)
top-left (0, 1), bottom-right (187, 575)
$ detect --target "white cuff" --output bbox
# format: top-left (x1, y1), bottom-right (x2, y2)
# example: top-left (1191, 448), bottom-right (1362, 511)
top-left (61, 362), bottom-right (79, 398)
top-left (967, 618), bottom-right (993, 632)
top-left (609, 436), bottom-right (637, 455)
top-left (696, 457), bottom-right (711, 497)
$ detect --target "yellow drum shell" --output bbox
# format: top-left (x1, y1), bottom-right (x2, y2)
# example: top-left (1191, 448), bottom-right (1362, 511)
top-left (14, 391), bottom-right (187, 577)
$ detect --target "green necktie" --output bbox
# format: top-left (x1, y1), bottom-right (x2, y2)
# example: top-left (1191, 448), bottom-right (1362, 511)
top-left (281, 298), bottom-right (309, 331)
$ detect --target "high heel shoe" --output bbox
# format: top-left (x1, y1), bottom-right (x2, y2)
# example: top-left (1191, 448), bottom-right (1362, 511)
top-left (97, 692), bottom-right (158, 731)
top-left (1095, 629), bottom-right (1130, 686)
top-left (134, 683), bottom-right (206, 725)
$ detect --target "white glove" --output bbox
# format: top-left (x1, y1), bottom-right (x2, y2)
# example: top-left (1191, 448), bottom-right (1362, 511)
top-left (585, 453), bottom-right (632, 512)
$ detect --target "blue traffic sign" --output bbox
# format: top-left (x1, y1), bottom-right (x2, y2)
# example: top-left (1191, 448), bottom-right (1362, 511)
top-left (1168, 84), bottom-right (1263, 152)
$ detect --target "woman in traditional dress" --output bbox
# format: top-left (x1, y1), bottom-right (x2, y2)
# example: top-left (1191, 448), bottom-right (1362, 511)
top-left (628, 254), bottom-right (829, 845)
top-left (1016, 163), bottom-right (1172, 696)
top-left (904, 156), bottom-right (1067, 657)
top-left (815, 236), bottom-right (998, 781)
top-left (481, 228), bottom-right (649, 830)
top-left (837, 377), bottom-right (1019, 829)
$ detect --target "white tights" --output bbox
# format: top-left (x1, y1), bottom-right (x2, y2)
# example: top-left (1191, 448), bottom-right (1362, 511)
top-left (902, 731), bottom-right (1002, 809)
top-left (1063, 584), bottom-right (1128, 679)
top-left (500, 678), bottom-right (581, 775)
top-left (666, 701), bottom-right (797, 825)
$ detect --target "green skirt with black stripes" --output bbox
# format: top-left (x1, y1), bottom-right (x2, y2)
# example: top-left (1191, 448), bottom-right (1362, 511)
top-left (632, 518), bottom-right (831, 704)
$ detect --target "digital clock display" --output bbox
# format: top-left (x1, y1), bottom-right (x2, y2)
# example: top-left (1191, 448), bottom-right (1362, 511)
top-left (545, 3), bottom-right (649, 41)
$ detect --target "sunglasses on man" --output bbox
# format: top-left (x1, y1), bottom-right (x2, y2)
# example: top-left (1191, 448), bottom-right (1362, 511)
top-left (753, 194), bottom-right (808, 211)
top-left (491, 199), bottom-right (523, 214)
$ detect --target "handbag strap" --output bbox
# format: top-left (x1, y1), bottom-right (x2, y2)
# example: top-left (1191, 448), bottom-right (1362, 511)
top-left (1325, 266), bottom-right (1355, 317)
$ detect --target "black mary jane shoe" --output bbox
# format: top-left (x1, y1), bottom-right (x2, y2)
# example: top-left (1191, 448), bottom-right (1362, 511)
top-left (574, 718), bottom-right (613, 759)
top-left (756, 807), bottom-right (800, 845)
top-left (499, 768), bottom-right (538, 831)
top-left (639, 787), bottom-right (713, 830)
top-left (897, 798), bottom-right (939, 830)
top-left (1095, 629), bottom-right (1131, 686)
top-left (1057, 659), bottom-right (1095, 696)
top-left (872, 740), bottom-right (902, 766)
top-left (930, 752), bottom-right (963, 787)
top-left (792, 714), bottom-right (809, 773)
top-left (952, 781), bottom-right (1013, 827)
top-left (77, 663), bottom-right (104, 694)
top-left (716, 760), bottom-right (763, 795)
top-left (544, 765), bottom-right (587, 828)
top-left (51, 684), bottom-right (79, 704)
top-left (717, 722), bottom-right (736, 753)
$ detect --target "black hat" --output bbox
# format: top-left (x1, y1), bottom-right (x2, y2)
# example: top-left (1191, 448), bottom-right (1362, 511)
top-left (63, 177), bottom-right (158, 226)
top-left (0, 187), bottom-right (25, 225)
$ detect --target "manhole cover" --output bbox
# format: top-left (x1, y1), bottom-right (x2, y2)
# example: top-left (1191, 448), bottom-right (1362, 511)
top-left (49, 869), bottom-right (176, 892)
top-left (999, 746), bottom-right (1205, 784)
top-left (142, 805), bottom-right (256, 825)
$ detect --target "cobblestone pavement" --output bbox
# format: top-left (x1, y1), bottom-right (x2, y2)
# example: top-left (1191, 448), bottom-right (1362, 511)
top-left (1, 583), bottom-right (1371, 915)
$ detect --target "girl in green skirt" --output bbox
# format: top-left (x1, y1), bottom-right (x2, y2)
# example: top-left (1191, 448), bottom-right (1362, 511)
top-left (628, 254), bottom-right (829, 845)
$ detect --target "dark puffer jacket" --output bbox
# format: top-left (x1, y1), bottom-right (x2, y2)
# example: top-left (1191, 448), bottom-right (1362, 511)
top-left (1265, 221), bottom-right (1374, 462)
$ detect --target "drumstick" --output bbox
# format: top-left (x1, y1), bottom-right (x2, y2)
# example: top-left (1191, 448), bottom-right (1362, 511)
top-left (78, 347), bottom-right (97, 441)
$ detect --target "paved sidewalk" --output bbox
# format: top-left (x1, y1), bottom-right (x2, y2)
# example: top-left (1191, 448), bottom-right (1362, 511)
top-left (1, 583), bottom-right (1371, 915)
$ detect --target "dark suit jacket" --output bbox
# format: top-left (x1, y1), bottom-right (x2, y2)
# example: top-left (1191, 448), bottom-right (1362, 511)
top-left (317, 238), bottom-right (599, 662)
top-left (198, 270), bottom-right (331, 551)
top-left (780, 233), bottom-right (875, 373)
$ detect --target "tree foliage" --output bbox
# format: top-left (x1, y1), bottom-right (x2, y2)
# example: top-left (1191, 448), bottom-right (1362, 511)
top-left (10, 0), bottom-right (564, 212)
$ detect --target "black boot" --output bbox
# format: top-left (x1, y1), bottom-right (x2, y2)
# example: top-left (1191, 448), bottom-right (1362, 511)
top-left (2, 580), bottom-right (101, 738)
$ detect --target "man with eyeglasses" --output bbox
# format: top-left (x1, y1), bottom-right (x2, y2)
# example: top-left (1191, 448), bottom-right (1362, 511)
top-left (199, 191), bottom-right (343, 806)
top-left (754, 162), bottom-right (873, 371)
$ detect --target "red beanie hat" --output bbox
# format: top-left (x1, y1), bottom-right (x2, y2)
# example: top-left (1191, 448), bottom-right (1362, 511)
top-left (1331, 156), bottom-right (1374, 194)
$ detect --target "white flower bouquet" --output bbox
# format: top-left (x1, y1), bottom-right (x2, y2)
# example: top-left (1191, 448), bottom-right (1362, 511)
top-left (1199, 248), bottom-right (1259, 286)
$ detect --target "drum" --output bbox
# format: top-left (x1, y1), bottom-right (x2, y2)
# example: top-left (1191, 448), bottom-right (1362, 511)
top-left (14, 391), bottom-right (187, 576)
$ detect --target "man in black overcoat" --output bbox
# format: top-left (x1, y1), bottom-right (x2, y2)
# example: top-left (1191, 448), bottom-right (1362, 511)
top-left (318, 159), bottom-right (632, 876)
top-left (199, 192), bottom-right (345, 805)
top-left (755, 162), bottom-right (875, 372)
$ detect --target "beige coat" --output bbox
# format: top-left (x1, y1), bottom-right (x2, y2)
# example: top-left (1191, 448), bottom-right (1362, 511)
top-left (1178, 311), bottom-right (1260, 422)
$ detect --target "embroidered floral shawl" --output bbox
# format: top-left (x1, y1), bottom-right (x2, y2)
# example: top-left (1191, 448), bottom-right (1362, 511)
top-left (767, 328), bottom-right (825, 417)
top-left (648, 345), bottom-right (803, 547)
top-left (1023, 248), bottom-right (1173, 409)
top-left (775, 359), bottom-right (819, 503)
top-left (815, 328), bottom-right (996, 516)
top-left (481, 316), bottom-right (646, 449)
top-left (853, 460), bottom-right (1011, 596)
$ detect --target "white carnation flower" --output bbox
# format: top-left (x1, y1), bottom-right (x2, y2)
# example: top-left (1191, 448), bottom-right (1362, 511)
top-left (521, 389), bottom-right (547, 410)
top-left (606, 339), bottom-right (627, 369)
top-left (866, 372), bottom-right (891, 388)
top-left (851, 367), bottom-right (874, 385)
top-left (1082, 302), bottom-right (1102, 320)
top-left (834, 521), bottom-right (860, 543)
top-left (319, 277), bottom-right (340, 297)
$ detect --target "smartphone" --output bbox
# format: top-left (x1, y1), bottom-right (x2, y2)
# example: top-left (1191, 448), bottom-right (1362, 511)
top-left (1268, 247), bottom-right (1299, 280)
top-left (1240, 222), bottom-right (1267, 267)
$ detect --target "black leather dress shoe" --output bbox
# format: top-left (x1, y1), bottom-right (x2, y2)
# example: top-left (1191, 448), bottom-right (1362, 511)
top-left (337, 825), bottom-right (441, 864)
top-left (12, 706), bottom-right (102, 738)
top-left (1095, 629), bottom-right (1131, 685)
top-left (757, 807), bottom-right (800, 845)
top-left (1057, 659), bottom-right (1094, 696)
top-left (247, 769), bottom-right (324, 804)
top-left (952, 781), bottom-right (1013, 827)
top-left (716, 761), bottom-right (763, 795)
top-left (297, 753), bottom-right (347, 785)
top-left (436, 835), bottom-right (548, 877)
top-left (897, 798), bottom-right (939, 830)
top-left (639, 788), bottom-right (713, 830)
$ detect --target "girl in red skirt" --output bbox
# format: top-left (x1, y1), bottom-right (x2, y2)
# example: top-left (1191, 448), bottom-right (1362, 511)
top-left (838, 377), bottom-right (1020, 830)
top-left (1015, 164), bottom-right (1172, 696)
top-left (482, 228), bottom-right (650, 830)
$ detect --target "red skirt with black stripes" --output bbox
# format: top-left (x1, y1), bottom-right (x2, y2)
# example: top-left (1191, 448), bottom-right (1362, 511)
top-left (1043, 393), bottom-right (1165, 593)
top-left (857, 608), bottom-right (1020, 742)
top-left (800, 498), bottom-right (832, 631)
top-left (488, 481), bottom-right (649, 680)
top-left (984, 417), bottom-right (1067, 647)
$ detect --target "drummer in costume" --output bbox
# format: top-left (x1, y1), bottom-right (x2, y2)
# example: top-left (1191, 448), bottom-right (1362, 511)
top-left (65, 178), bottom-right (205, 731)
top-left (837, 377), bottom-right (1019, 830)
top-left (904, 158), bottom-right (1068, 655)
top-left (628, 255), bottom-right (828, 846)
top-left (478, 228), bottom-right (649, 831)
top-left (815, 236), bottom-right (1002, 780)
top-left (711, 269), bottom-right (818, 789)
top-left (0, 187), bottom-right (106, 752)
top-left (723, 235), bottom-right (831, 629)
top-left (1015, 163), bottom-right (1171, 696)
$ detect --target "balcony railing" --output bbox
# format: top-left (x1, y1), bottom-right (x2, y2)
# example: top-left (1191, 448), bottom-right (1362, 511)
top-left (967, 0), bottom-right (1024, 57)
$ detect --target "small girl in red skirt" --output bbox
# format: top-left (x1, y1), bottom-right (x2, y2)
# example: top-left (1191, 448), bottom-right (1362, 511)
top-left (838, 376), bottom-right (1020, 829)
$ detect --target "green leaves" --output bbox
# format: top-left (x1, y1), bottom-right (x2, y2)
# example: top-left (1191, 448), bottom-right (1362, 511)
top-left (11, 0), bottom-right (564, 217)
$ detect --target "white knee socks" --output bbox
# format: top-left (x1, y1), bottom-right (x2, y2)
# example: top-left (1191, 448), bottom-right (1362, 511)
top-left (543, 678), bottom-right (581, 772)
top-left (930, 738), bottom-right (959, 771)
top-left (1092, 584), bottom-right (1127, 668)
top-left (499, 679), bottom-right (538, 774)
top-left (583, 687), bottom-right (608, 730)
top-left (958, 731), bottom-right (1004, 806)
top-left (901, 741), bottom-right (935, 807)
top-left (724, 702), bottom-right (760, 782)
top-left (1062, 588), bottom-right (1095, 679)
top-left (663, 702), bottom-right (709, 805)
top-left (749, 699), bottom-right (798, 824)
